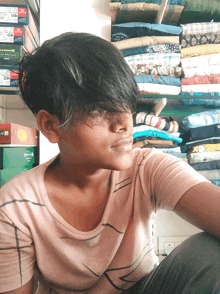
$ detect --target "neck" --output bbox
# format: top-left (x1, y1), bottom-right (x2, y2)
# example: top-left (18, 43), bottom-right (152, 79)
top-left (47, 154), bottom-right (112, 190)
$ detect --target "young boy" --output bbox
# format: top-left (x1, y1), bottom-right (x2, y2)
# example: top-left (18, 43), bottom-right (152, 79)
top-left (0, 32), bottom-right (220, 294)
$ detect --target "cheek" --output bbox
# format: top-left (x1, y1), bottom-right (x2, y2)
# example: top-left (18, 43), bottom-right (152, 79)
top-left (76, 133), bottom-right (110, 155)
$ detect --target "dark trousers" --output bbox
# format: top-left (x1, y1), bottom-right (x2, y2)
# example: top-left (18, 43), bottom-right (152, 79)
top-left (123, 232), bottom-right (220, 294)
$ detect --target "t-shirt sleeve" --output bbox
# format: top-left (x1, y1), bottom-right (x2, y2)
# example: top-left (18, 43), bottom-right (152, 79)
top-left (139, 149), bottom-right (209, 212)
top-left (0, 209), bottom-right (36, 292)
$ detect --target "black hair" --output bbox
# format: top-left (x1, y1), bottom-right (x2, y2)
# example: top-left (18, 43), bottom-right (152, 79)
top-left (19, 32), bottom-right (138, 128)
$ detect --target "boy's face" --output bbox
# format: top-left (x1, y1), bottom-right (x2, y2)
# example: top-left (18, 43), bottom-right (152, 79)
top-left (58, 110), bottom-right (134, 171)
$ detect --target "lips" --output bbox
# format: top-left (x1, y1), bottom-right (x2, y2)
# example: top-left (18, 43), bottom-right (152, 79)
top-left (112, 136), bottom-right (133, 148)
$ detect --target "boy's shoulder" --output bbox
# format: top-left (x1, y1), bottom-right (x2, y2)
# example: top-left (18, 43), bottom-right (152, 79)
top-left (0, 155), bottom-right (57, 204)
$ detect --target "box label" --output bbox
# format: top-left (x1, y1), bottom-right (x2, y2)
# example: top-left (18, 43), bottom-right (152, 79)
top-left (0, 27), bottom-right (14, 43)
top-left (0, 7), bottom-right (18, 23)
top-left (17, 129), bottom-right (27, 142)
top-left (0, 45), bottom-right (25, 65)
top-left (14, 27), bottom-right (22, 37)
top-left (0, 69), bottom-right (10, 85)
top-left (0, 131), bottom-right (9, 136)
top-left (10, 69), bottom-right (18, 80)
top-left (18, 8), bottom-right (27, 18)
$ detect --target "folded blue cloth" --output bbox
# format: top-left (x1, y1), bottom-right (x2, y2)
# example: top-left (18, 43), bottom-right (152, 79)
top-left (180, 92), bottom-right (220, 96)
top-left (121, 44), bottom-right (181, 57)
top-left (111, 22), bottom-right (183, 42)
top-left (112, 0), bottom-right (184, 3)
top-left (134, 74), bottom-right (181, 86)
top-left (181, 98), bottom-right (220, 107)
top-left (211, 180), bottom-right (220, 186)
top-left (133, 130), bottom-right (183, 143)
top-left (121, 0), bottom-right (183, 4)
top-left (182, 109), bottom-right (220, 129)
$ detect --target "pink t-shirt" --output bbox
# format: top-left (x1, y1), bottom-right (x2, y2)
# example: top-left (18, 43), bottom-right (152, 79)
top-left (0, 148), bottom-right (208, 293)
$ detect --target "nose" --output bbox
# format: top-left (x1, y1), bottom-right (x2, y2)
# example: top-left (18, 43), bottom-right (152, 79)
top-left (110, 112), bottom-right (133, 133)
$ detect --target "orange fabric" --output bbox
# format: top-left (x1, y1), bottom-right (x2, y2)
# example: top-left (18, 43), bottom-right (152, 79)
top-left (181, 74), bottom-right (220, 85)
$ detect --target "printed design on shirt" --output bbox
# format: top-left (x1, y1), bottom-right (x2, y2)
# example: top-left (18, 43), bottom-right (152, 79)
top-left (102, 223), bottom-right (125, 235)
top-left (60, 232), bottom-right (103, 241)
top-left (0, 218), bottom-right (35, 288)
top-left (137, 153), bottom-right (161, 212)
top-left (0, 198), bottom-right (45, 209)
top-left (14, 226), bottom-right (23, 286)
top-left (79, 243), bottom-right (153, 291)
top-left (0, 241), bottom-right (34, 251)
top-left (113, 177), bottom-right (132, 193)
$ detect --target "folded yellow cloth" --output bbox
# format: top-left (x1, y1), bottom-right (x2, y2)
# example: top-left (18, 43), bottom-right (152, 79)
top-left (181, 44), bottom-right (220, 58)
top-left (188, 143), bottom-right (220, 154)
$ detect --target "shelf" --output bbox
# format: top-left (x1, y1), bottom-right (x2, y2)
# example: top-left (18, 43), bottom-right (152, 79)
top-left (0, 88), bottom-right (20, 95)
top-left (136, 95), bottom-right (220, 120)
top-left (109, 1), bottom-right (183, 25)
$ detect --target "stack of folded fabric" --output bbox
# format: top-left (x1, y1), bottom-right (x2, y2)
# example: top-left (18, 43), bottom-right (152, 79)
top-left (111, 22), bottom-right (183, 95)
top-left (132, 111), bottom-right (186, 160)
top-left (110, 0), bottom-right (184, 25)
top-left (178, 0), bottom-right (220, 24)
top-left (180, 22), bottom-right (220, 106)
top-left (181, 109), bottom-right (220, 186)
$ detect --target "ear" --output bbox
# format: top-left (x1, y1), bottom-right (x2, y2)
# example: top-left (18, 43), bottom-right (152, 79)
top-left (36, 110), bottom-right (61, 143)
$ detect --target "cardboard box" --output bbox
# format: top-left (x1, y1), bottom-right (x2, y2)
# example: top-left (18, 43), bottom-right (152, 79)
top-left (0, 0), bottom-right (39, 16)
top-left (0, 165), bottom-right (33, 187)
top-left (0, 66), bottom-right (19, 87)
top-left (0, 4), bottom-right (39, 45)
top-left (0, 25), bottom-right (37, 53)
top-left (0, 146), bottom-right (38, 169)
top-left (0, 123), bottom-right (39, 145)
top-left (0, 44), bottom-right (26, 66)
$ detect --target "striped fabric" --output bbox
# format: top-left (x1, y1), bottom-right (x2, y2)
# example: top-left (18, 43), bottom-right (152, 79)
top-left (134, 112), bottom-right (179, 133)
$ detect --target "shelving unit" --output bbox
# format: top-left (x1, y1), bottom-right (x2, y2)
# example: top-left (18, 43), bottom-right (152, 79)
top-left (0, 0), bottom-right (39, 125)
top-left (110, 1), bottom-right (220, 255)
top-left (0, 0), bottom-right (40, 187)
top-left (136, 96), bottom-right (220, 120)
top-left (110, 1), bottom-right (220, 121)
top-left (110, 0), bottom-right (184, 25)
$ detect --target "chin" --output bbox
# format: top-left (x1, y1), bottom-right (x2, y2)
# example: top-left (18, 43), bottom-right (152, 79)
top-left (107, 150), bottom-right (134, 171)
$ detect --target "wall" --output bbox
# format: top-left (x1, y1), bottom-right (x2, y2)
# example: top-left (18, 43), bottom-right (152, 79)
top-left (39, 0), bottom-right (111, 164)
top-left (0, 94), bottom-right (37, 129)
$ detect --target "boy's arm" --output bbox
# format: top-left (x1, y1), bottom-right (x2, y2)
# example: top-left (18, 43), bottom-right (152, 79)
top-left (1, 276), bottom-right (34, 294)
top-left (174, 181), bottom-right (220, 239)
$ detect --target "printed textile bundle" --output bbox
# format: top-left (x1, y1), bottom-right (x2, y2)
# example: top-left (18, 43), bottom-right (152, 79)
top-left (181, 110), bottom-right (220, 181)
top-left (180, 23), bottom-right (220, 101)
top-left (111, 22), bottom-right (182, 95)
